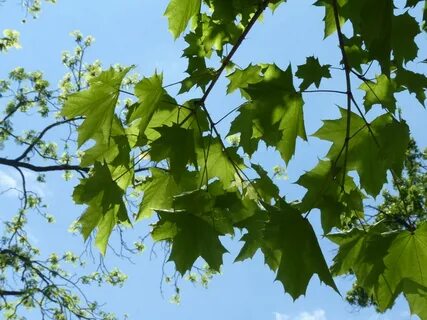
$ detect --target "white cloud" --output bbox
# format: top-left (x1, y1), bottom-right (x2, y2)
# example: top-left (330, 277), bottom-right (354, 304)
top-left (297, 310), bottom-right (326, 320)
top-left (368, 314), bottom-right (390, 320)
top-left (0, 169), bottom-right (48, 198)
top-left (274, 309), bottom-right (326, 320)
top-left (22, 170), bottom-right (47, 197)
top-left (0, 170), bottom-right (19, 196)
top-left (274, 312), bottom-right (290, 320)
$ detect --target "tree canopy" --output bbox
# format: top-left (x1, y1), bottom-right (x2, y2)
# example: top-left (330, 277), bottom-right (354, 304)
top-left (1, 0), bottom-right (427, 319)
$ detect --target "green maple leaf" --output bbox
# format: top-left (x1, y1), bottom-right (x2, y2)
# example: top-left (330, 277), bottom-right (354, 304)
top-left (152, 210), bottom-right (228, 274)
top-left (61, 67), bottom-right (131, 146)
top-left (246, 64), bottom-right (307, 163)
top-left (251, 163), bottom-right (281, 203)
top-left (341, 0), bottom-right (393, 74)
top-left (173, 188), bottom-right (215, 215)
top-left (137, 168), bottom-right (198, 220)
top-left (150, 124), bottom-right (197, 179)
top-left (340, 1), bottom-right (419, 72)
top-left (296, 56), bottom-right (331, 91)
top-left (179, 67), bottom-right (216, 94)
top-left (406, 291), bottom-right (427, 320)
top-left (73, 162), bottom-right (129, 255)
top-left (297, 160), bottom-right (364, 233)
top-left (128, 73), bottom-right (171, 135)
top-left (196, 136), bottom-right (241, 187)
top-left (275, 92), bottom-right (306, 163)
top-left (228, 103), bottom-right (259, 156)
top-left (226, 64), bottom-right (263, 95)
top-left (344, 36), bottom-right (369, 73)
top-left (359, 74), bottom-right (397, 113)
top-left (140, 98), bottom-right (208, 143)
top-left (262, 203), bottom-right (338, 299)
top-left (329, 224), bottom-right (394, 280)
top-left (231, 64), bottom-right (307, 163)
top-left (314, 109), bottom-right (409, 196)
top-left (330, 223), bottom-right (427, 318)
top-left (172, 184), bottom-right (235, 235)
top-left (80, 117), bottom-right (128, 167)
top-left (375, 224), bottom-right (427, 312)
top-left (234, 211), bottom-right (268, 262)
top-left (208, 0), bottom-right (238, 22)
top-left (391, 13), bottom-right (420, 65)
top-left (196, 13), bottom-right (240, 54)
top-left (173, 180), bottom-right (258, 229)
top-left (80, 117), bottom-right (132, 189)
top-left (164, 0), bottom-right (201, 39)
top-left (395, 68), bottom-right (427, 106)
top-left (405, 0), bottom-right (422, 6)
top-left (313, 0), bottom-right (347, 38)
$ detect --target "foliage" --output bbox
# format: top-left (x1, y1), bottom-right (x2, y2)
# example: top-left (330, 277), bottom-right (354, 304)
top-left (1, 0), bottom-right (427, 319)
top-left (345, 140), bottom-right (427, 313)
top-left (0, 29), bottom-right (20, 52)
top-left (0, 0), bottom-right (56, 54)
top-left (0, 33), bottom-right (131, 319)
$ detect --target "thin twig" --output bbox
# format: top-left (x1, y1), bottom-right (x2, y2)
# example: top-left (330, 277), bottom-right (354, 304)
top-left (199, 0), bottom-right (271, 106)
top-left (332, 0), bottom-right (353, 190)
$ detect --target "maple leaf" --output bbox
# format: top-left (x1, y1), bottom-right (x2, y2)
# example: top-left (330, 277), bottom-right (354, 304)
top-left (230, 64), bottom-right (307, 163)
top-left (314, 109), bottom-right (409, 196)
top-left (61, 67), bottom-right (131, 146)
top-left (297, 160), bottom-right (364, 233)
top-left (391, 13), bottom-right (420, 65)
top-left (234, 211), bottom-right (268, 262)
top-left (150, 124), bottom-right (198, 179)
top-left (73, 162), bottom-right (129, 255)
top-left (196, 136), bottom-right (241, 188)
top-left (80, 117), bottom-right (132, 189)
top-left (395, 68), bottom-right (427, 106)
top-left (359, 74), bottom-right (397, 113)
top-left (164, 0), bottom-right (201, 39)
top-left (313, 0), bottom-right (346, 38)
top-left (128, 73), bottom-right (171, 135)
top-left (330, 223), bottom-right (427, 318)
top-left (226, 64), bottom-right (263, 95)
top-left (152, 210), bottom-right (228, 274)
top-left (262, 203), bottom-right (338, 299)
top-left (137, 168), bottom-right (198, 220)
top-left (341, 0), bottom-right (393, 75)
top-left (296, 56), bottom-right (331, 91)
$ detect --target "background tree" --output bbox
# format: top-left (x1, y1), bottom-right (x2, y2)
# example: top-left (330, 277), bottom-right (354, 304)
top-left (0, 32), bottom-right (133, 319)
top-left (346, 139), bottom-right (427, 311)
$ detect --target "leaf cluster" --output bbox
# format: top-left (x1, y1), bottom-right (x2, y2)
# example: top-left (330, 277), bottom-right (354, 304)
top-left (1, 0), bottom-right (427, 318)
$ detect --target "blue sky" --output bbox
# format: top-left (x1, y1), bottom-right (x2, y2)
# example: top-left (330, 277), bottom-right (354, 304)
top-left (1, 0), bottom-right (426, 319)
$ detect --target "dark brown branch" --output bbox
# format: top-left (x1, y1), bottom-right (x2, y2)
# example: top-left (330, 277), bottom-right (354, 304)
top-left (0, 290), bottom-right (27, 296)
top-left (0, 157), bottom-right (89, 173)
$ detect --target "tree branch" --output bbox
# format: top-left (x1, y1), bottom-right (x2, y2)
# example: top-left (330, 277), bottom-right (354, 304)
top-left (0, 290), bottom-right (27, 296)
top-left (199, 0), bottom-right (271, 105)
top-left (15, 117), bottom-right (83, 162)
top-left (0, 157), bottom-right (89, 173)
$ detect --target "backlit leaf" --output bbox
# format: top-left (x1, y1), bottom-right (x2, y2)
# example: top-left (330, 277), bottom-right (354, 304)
top-left (165, 0), bottom-right (201, 39)
top-left (314, 109), bottom-right (409, 195)
top-left (61, 67), bottom-right (131, 146)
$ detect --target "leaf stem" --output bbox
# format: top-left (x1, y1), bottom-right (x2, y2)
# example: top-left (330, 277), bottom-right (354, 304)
top-left (199, 0), bottom-right (271, 105)
top-left (332, 0), bottom-right (353, 190)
